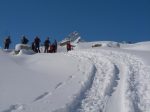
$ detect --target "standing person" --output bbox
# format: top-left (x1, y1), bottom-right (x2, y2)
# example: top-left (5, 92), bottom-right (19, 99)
top-left (4, 36), bottom-right (11, 49)
top-left (53, 39), bottom-right (57, 53)
top-left (44, 37), bottom-right (50, 53)
top-left (34, 36), bottom-right (41, 53)
top-left (21, 36), bottom-right (29, 44)
top-left (66, 41), bottom-right (72, 52)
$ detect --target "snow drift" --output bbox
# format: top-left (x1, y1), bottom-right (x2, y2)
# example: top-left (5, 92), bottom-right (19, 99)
top-left (0, 41), bottom-right (150, 112)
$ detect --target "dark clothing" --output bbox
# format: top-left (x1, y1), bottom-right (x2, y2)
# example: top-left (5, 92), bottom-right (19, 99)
top-left (34, 37), bottom-right (41, 45)
top-left (4, 43), bottom-right (10, 49)
top-left (44, 39), bottom-right (50, 46)
top-left (44, 39), bottom-right (50, 53)
top-left (21, 37), bottom-right (29, 44)
top-left (4, 38), bottom-right (11, 49)
top-left (34, 37), bottom-right (41, 53)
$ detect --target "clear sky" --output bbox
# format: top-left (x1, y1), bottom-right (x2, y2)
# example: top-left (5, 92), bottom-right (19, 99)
top-left (0, 0), bottom-right (150, 47)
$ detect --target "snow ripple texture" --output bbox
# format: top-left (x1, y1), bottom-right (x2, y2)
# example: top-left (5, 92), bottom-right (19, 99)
top-left (68, 49), bottom-right (150, 112)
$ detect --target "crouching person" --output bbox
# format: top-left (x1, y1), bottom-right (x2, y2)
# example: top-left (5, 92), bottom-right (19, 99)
top-left (48, 44), bottom-right (54, 53)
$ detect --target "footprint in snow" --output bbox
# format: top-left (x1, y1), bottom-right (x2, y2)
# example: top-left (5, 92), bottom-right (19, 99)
top-left (33, 92), bottom-right (51, 102)
top-left (55, 82), bottom-right (63, 89)
top-left (69, 75), bottom-right (73, 79)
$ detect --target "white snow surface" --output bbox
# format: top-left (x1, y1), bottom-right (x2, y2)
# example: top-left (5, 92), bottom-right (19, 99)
top-left (0, 41), bottom-right (150, 112)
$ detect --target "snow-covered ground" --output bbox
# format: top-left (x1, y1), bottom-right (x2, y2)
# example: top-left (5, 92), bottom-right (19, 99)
top-left (0, 41), bottom-right (150, 112)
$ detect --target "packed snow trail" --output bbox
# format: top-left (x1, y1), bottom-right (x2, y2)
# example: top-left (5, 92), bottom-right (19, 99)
top-left (68, 49), bottom-right (150, 112)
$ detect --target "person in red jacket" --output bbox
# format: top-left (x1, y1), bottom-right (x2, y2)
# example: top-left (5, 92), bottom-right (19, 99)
top-left (66, 41), bottom-right (72, 52)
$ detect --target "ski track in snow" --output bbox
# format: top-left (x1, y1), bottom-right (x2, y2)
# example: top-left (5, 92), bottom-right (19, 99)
top-left (67, 51), bottom-right (119, 112)
top-left (66, 49), bottom-right (150, 112)
top-left (1, 49), bottom-right (150, 112)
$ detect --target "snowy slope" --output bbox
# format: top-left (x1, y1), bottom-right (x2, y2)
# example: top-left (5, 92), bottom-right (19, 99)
top-left (0, 41), bottom-right (150, 112)
top-left (121, 41), bottom-right (150, 51)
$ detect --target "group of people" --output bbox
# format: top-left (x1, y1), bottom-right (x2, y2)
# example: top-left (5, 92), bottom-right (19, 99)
top-left (3, 36), bottom-right (74, 53)
top-left (43, 37), bottom-right (57, 53)
top-left (3, 36), bottom-right (58, 53)
top-left (31, 36), bottom-right (57, 53)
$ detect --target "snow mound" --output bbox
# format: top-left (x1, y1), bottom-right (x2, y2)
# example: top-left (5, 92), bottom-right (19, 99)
top-left (15, 44), bottom-right (31, 51)
top-left (18, 49), bottom-right (35, 55)
top-left (122, 41), bottom-right (150, 51)
top-left (75, 41), bottom-right (120, 49)
top-left (1, 49), bottom-right (14, 53)
top-left (14, 44), bottom-right (35, 55)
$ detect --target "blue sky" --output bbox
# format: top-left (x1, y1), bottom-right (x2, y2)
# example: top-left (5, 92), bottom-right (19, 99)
top-left (0, 0), bottom-right (150, 47)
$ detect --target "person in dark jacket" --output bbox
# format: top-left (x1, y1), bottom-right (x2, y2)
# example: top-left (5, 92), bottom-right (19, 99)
top-left (21, 36), bottom-right (29, 44)
top-left (34, 36), bottom-right (41, 53)
top-left (4, 36), bottom-right (11, 49)
top-left (44, 37), bottom-right (50, 53)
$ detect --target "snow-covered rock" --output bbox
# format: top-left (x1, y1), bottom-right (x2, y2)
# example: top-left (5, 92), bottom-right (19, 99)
top-left (15, 44), bottom-right (31, 51)
top-left (59, 31), bottom-right (82, 46)
top-left (14, 44), bottom-right (35, 55)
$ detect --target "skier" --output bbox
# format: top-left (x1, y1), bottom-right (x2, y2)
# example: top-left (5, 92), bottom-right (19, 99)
top-left (21, 36), bottom-right (29, 44)
top-left (66, 41), bottom-right (72, 52)
top-left (44, 37), bottom-right (50, 53)
top-left (4, 36), bottom-right (11, 49)
top-left (34, 36), bottom-right (41, 53)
